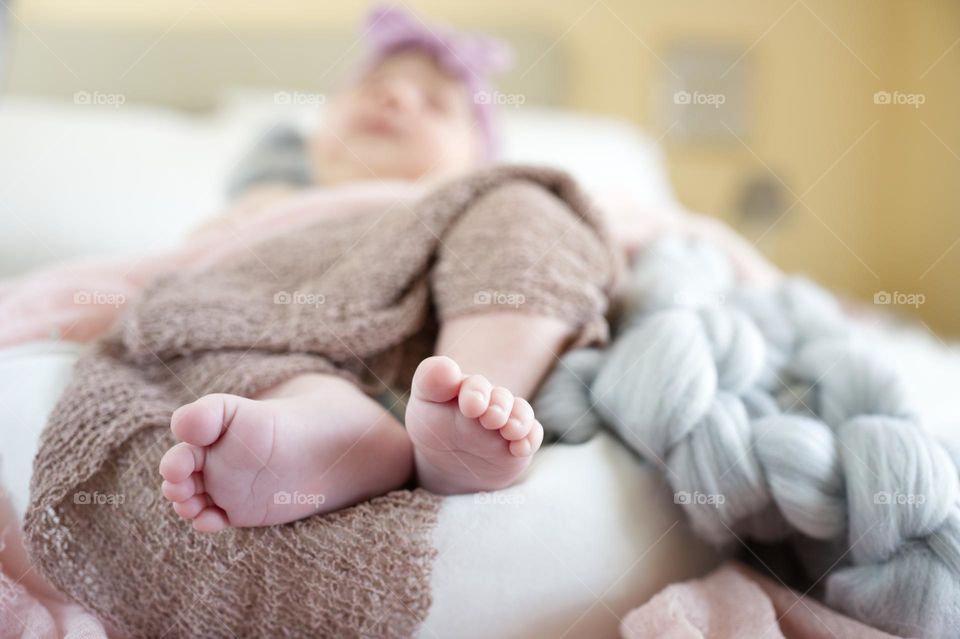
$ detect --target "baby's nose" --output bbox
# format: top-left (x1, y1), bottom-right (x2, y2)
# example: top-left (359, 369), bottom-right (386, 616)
top-left (375, 80), bottom-right (421, 112)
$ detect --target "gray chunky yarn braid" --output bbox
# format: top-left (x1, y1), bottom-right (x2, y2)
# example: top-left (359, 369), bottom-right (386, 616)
top-left (535, 235), bottom-right (959, 637)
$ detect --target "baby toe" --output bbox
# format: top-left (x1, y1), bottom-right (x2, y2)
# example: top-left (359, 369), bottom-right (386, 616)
top-left (172, 494), bottom-right (209, 519)
top-left (159, 442), bottom-right (205, 483)
top-left (479, 387), bottom-right (513, 430)
top-left (458, 374), bottom-right (493, 419)
top-left (161, 473), bottom-right (204, 502)
top-left (500, 398), bottom-right (534, 441)
top-left (192, 506), bottom-right (230, 533)
top-left (509, 420), bottom-right (544, 457)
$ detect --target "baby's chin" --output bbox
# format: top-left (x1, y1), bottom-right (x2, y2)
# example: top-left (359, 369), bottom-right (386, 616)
top-left (314, 131), bottom-right (475, 184)
top-left (348, 142), bottom-right (446, 180)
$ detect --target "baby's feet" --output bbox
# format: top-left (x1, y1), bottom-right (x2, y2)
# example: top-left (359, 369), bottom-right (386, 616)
top-left (158, 375), bottom-right (412, 532)
top-left (405, 356), bottom-right (544, 494)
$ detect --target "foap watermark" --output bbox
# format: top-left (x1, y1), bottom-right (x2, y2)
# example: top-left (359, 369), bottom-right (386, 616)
top-left (474, 90), bottom-right (526, 107)
top-left (274, 491), bottom-right (326, 506)
top-left (73, 289), bottom-right (126, 308)
top-left (874, 290), bottom-right (925, 308)
top-left (674, 490), bottom-right (725, 508)
top-left (874, 491), bottom-right (925, 507)
top-left (474, 490), bottom-right (526, 506)
top-left (873, 90), bottom-right (925, 109)
top-left (73, 90), bottom-right (126, 108)
top-left (474, 290), bottom-right (525, 308)
top-left (274, 90), bottom-right (326, 107)
top-left (274, 290), bottom-right (326, 307)
top-left (674, 90), bottom-right (726, 109)
top-left (74, 490), bottom-right (125, 507)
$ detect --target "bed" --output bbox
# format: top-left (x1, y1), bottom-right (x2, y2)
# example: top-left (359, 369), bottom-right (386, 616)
top-left (0, 95), bottom-right (720, 638)
top-left (3, 92), bottom-right (960, 638)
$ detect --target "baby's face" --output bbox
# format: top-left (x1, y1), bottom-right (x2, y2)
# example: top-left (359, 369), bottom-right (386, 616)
top-left (311, 50), bottom-right (482, 184)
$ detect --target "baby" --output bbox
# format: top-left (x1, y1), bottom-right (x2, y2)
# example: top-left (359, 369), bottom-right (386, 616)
top-left (157, 8), bottom-right (611, 532)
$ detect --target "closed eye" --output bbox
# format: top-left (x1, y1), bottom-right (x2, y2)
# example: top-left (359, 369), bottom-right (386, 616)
top-left (426, 91), bottom-right (452, 114)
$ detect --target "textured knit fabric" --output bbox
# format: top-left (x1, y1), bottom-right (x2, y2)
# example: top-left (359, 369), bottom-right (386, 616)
top-left (124, 165), bottom-right (615, 389)
top-left (24, 165), bottom-right (615, 638)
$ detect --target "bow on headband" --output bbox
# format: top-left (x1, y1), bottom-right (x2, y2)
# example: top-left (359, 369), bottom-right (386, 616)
top-left (365, 5), bottom-right (515, 82)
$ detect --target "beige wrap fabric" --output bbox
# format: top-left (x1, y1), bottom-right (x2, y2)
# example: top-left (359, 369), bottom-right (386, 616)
top-left (24, 165), bottom-right (616, 638)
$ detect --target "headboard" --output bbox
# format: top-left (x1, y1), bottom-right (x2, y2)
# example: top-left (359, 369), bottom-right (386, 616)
top-left (3, 20), bottom-right (569, 111)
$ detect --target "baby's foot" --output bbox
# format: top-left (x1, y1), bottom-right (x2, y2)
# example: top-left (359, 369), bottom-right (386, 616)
top-left (405, 356), bottom-right (544, 494)
top-left (158, 375), bottom-right (412, 532)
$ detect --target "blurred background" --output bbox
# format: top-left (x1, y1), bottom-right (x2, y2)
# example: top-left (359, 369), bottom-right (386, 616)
top-left (1, 0), bottom-right (958, 334)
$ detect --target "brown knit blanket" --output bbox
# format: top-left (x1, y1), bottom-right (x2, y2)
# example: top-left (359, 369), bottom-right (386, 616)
top-left (24, 165), bottom-right (615, 638)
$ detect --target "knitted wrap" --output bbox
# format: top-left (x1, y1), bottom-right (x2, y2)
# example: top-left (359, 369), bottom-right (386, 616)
top-left (24, 165), bottom-right (615, 638)
top-left (535, 235), bottom-right (960, 638)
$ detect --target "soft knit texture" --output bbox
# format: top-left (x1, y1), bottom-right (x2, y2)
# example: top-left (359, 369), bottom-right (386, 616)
top-left (123, 166), bottom-right (614, 384)
top-left (0, 465), bottom-right (109, 639)
top-left (536, 234), bottom-right (960, 638)
top-left (24, 165), bottom-right (615, 638)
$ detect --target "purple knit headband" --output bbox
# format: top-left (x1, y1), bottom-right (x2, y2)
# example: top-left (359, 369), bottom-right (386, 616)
top-left (359, 4), bottom-right (515, 161)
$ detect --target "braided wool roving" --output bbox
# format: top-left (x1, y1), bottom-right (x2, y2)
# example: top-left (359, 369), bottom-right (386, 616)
top-left (535, 235), bottom-right (960, 637)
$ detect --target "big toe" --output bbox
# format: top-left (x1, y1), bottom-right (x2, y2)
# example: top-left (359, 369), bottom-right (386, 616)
top-left (411, 356), bottom-right (463, 403)
top-left (171, 395), bottom-right (230, 446)
top-left (159, 442), bottom-right (205, 483)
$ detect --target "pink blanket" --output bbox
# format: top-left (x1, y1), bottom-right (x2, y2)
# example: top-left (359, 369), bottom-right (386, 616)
top-left (621, 562), bottom-right (904, 639)
top-left (0, 463), bottom-right (108, 638)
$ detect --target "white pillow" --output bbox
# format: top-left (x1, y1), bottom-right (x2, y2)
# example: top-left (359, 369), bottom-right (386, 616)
top-left (0, 98), bottom-right (235, 275)
top-left (0, 94), bottom-right (675, 276)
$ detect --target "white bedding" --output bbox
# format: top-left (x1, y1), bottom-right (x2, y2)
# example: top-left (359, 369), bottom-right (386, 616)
top-left (0, 341), bottom-right (82, 518)
top-left (424, 436), bottom-right (715, 639)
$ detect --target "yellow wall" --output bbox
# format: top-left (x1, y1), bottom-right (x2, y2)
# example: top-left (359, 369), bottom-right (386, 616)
top-left (13, 0), bottom-right (960, 333)
top-left (883, 1), bottom-right (960, 336)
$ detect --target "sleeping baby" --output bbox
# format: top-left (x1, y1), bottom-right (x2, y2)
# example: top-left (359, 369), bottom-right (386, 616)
top-left (156, 6), bottom-right (616, 532)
